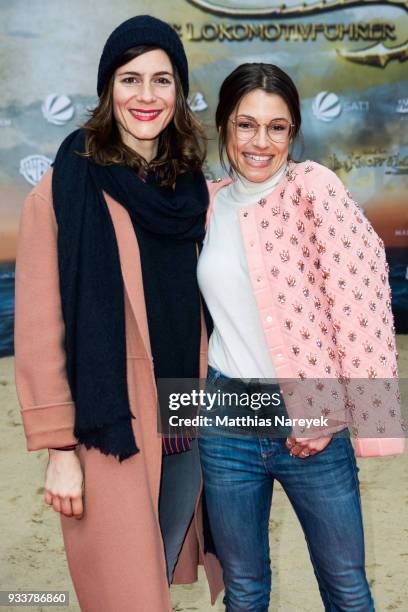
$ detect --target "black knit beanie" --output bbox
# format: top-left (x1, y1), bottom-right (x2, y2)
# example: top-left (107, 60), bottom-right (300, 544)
top-left (97, 15), bottom-right (189, 97)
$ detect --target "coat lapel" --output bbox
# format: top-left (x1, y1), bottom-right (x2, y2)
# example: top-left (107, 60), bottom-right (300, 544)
top-left (104, 193), bottom-right (152, 360)
top-left (104, 193), bottom-right (210, 376)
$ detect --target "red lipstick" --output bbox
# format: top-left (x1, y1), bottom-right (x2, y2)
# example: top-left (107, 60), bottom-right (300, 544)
top-left (129, 109), bottom-right (163, 121)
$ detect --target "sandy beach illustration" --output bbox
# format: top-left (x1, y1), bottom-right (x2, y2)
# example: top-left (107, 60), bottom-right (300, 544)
top-left (0, 338), bottom-right (407, 611)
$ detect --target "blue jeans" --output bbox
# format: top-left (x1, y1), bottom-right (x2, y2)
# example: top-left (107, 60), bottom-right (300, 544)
top-left (198, 367), bottom-right (374, 612)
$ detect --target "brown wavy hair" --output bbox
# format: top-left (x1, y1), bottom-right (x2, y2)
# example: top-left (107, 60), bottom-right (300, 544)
top-left (82, 45), bottom-right (207, 187)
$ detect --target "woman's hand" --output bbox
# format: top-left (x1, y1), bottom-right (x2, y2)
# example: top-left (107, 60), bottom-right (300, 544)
top-left (285, 435), bottom-right (333, 459)
top-left (44, 450), bottom-right (84, 519)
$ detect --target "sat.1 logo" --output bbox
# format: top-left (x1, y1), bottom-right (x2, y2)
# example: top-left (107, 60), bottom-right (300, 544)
top-left (312, 91), bottom-right (370, 122)
top-left (42, 94), bottom-right (75, 126)
top-left (312, 91), bottom-right (342, 122)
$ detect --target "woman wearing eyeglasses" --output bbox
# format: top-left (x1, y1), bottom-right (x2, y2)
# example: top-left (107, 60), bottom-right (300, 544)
top-left (197, 63), bottom-right (403, 611)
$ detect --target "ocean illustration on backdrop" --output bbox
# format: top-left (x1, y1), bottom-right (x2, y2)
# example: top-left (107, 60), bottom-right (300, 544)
top-left (0, 262), bottom-right (15, 357)
top-left (387, 249), bottom-right (408, 335)
top-left (0, 252), bottom-right (407, 358)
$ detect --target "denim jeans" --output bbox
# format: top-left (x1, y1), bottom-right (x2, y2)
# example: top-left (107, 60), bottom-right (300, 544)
top-left (198, 366), bottom-right (374, 612)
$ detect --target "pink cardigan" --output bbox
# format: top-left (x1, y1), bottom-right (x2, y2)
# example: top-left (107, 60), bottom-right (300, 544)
top-left (207, 160), bottom-right (405, 457)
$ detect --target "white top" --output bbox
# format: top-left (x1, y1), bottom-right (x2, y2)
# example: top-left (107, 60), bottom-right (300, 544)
top-left (197, 164), bottom-right (287, 380)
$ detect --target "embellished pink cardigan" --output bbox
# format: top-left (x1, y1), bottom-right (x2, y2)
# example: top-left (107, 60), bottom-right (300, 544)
top-left (207, 160), bottom-right (405, 457)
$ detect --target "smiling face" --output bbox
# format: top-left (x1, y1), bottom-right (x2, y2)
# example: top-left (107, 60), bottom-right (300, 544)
top-left (226, 89), bottom-right (292, 183)
top-left (112, 48), bottom-right (176, 162)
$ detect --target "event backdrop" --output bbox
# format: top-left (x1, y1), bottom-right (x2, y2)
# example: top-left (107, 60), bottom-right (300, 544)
top-left (1, 0), bottom-right (407, 356)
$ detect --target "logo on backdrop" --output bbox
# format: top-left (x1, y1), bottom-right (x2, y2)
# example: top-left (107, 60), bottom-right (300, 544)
top-left (396, 99), bottom-right (408, 113)
top-left (312, 91), bottom-right (370, 121)
top-left (42, 94), bottom-right (75, 125)
top-left (188, 91), bottom-right (208, 111)
top-left (312, 91), bottom-right (342, 122)
top-left (19, 155), bottom-right (52, 186)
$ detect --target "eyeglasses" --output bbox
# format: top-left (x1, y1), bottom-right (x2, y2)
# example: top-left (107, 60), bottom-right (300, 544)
top-left (230, 117), bottom-right (294, 143)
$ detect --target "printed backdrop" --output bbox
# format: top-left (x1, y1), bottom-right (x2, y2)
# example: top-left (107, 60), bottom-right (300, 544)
top-left (1, 0), bottom-right (407, 355)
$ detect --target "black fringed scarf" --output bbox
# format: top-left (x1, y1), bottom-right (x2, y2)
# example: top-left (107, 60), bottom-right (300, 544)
top-left (52, 129), bottom-right (208, 462)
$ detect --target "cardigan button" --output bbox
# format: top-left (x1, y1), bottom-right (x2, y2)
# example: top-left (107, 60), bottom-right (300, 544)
top-left (266, 315), bottom-right (273, 323)
top-left (250, 240), bottom-right (255, 246)
top-left (257, 276), bottom-right (262, 282)
top-left (243, 212), bottom-right (248, 218)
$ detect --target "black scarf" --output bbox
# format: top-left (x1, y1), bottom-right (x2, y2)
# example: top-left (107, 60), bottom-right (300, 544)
top-left (52, 129), bottom-right (208, 462)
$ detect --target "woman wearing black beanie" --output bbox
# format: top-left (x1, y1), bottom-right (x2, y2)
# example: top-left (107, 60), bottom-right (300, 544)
top-left (15, 15), bottom-right (223, 611)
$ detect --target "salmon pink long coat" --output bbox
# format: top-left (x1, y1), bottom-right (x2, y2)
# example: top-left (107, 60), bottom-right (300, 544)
top-left (14, 169), bottom-right (223, 612)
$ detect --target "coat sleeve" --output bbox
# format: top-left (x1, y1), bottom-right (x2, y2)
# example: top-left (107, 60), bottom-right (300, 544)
top-left (313, 165), bottom-right (405, 455)
top-left (14, 187), bottom-right (78, 451)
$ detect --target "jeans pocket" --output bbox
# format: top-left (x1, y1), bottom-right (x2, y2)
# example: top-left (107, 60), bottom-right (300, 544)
top-left (206, 366), bottom-right (221, 386)
top-left (291, 435), bottom-right (350, 464)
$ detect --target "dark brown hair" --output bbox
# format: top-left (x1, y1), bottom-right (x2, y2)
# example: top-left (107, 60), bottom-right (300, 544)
top-left (82, 45), bottom-right (207, 186)
top-left (215, 63), bottom-right (302, 174)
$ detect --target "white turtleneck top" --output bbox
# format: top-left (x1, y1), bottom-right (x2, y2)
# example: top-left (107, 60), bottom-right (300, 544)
top-left (197, 164), bottom-right (287, 379)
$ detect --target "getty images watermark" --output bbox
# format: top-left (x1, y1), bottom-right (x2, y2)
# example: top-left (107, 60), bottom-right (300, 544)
top-left (166, 388), bottom-right (328, 430)
top-left (156, 377), bottom-right (407, 439)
